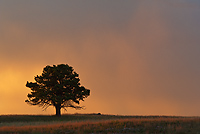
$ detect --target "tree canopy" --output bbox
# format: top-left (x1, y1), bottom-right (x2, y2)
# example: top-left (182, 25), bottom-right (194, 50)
top-left (25, 64), bottom-right (90, 116)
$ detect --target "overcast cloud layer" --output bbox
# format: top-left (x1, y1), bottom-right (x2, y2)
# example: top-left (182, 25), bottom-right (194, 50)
top-left (0, 0), bottom-right (200, 116)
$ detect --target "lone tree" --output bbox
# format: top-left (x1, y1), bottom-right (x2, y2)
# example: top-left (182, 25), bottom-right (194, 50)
top-left (25, 64), bottom-right (90, 116)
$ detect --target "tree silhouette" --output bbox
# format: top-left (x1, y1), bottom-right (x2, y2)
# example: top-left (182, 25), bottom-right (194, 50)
top-left (25, 64), bottom-right (90, 116)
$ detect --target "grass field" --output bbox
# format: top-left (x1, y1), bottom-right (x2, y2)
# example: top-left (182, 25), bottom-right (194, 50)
top-left (0, 114), bottom-right (199, 134)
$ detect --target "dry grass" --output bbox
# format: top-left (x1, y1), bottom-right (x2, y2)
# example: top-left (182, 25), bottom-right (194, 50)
top-left (0, 115), bottom-right (199, 134)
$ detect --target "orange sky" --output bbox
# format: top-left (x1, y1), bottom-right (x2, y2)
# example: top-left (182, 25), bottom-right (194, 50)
top-left (0, 0), bottom-right (200, 116)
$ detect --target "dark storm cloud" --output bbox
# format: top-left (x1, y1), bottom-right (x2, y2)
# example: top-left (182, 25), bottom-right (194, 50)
top-left (0, 0), bottom-right (138, 63)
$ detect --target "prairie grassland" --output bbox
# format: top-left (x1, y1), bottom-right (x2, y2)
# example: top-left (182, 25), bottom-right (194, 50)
top-left (0, 114), bottom-right (199, 134)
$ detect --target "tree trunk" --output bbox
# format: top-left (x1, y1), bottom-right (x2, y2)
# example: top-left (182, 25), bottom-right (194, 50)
top-left (55, 105), bottom-right (61, 116)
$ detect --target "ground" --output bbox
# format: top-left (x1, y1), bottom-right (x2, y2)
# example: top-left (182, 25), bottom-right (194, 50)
top-left (0, 114), bottom-right (199, 134)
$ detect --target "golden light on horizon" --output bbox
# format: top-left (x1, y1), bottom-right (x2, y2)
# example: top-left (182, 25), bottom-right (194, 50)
top-left (0, 0), bottom-right (200, 116)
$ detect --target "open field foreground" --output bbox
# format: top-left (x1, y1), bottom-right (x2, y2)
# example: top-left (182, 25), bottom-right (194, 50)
top-left (0, 114), bottom-right (199, 134)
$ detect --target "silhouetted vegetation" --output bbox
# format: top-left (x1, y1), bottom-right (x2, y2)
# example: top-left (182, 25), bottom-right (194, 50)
top-left (25, 64), bottom-right (90, 116)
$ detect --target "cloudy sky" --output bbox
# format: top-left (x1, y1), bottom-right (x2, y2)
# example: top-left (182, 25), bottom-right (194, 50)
top-left (0, 0), bottom-right (200, 116)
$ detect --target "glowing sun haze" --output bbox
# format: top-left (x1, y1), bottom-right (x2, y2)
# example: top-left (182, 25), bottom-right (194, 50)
top-left (0, 0), bottom-right (200, 116)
